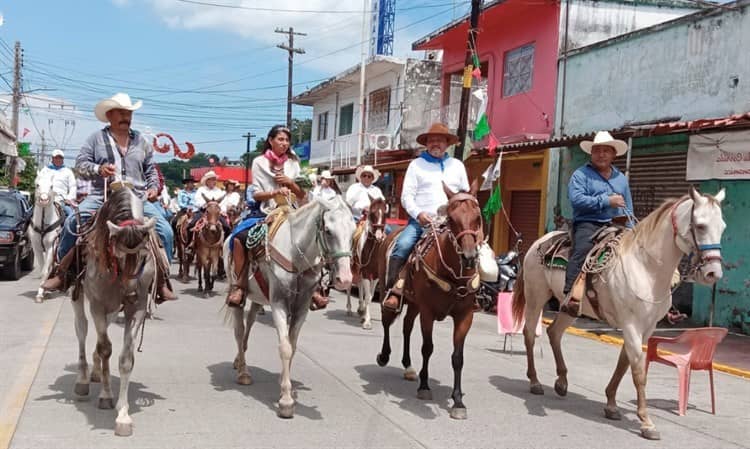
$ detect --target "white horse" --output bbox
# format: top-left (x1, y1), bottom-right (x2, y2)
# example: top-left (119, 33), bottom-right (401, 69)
top-left (512, 187), bottom-right (726, 440)
top-left (225, 196), bottom-right (355, 418)
top-left (28, 174), bottom-right (65, 303)
top-left (70, 185), bottom-right (158, 437)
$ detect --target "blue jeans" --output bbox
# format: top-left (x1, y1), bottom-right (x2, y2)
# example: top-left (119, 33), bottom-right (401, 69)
top-left (61, 203), bottom-right (74, 219)
top-left (391, 218), bottom-right (423, 260)
top-left (57, 195), bottom-right (174, 261)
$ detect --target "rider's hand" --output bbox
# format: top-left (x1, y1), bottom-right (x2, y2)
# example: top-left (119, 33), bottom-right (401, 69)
top-left (274, 173), bottom-right (293, 187)
top-left (275, 187), bottom-right (291, 197)
top-left (608, 194), bottom-right (626, 209)
top-left (146, 188), bottom-right (159, 202)
top-left (417, 212), bottom-right (433, 226)
top-left (99, 163), bottom-right (116, 178)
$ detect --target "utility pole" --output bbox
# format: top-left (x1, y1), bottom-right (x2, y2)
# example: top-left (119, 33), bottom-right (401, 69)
top-left (455, 0), bottom-right (483, 161)
top-left (242, 132), bottom-right (255, 199)
top-left (357, 0), bottom-right (369, 166)
top-left (275, 27), bottom-right (306, 129)
top-left (9, 41), bottom-right (22, 187)
top-left (40, 130), bottom-right (46, 167)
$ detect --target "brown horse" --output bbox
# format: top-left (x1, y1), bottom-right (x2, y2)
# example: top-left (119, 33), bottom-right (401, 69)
top-left (174, 209), bottom-right (194, 282)
top-left (376, 192), bottom-right (483, 419)
top-left (194, 200), bottom-right (224, 296)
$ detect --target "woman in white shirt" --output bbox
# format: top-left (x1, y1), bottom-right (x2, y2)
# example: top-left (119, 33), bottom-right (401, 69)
top-left (220, 179), bottom-right (242, 213)
top-left (345, 165), bottom-right (384, 221)
top-left (311, 170), bottom-right (341, 201)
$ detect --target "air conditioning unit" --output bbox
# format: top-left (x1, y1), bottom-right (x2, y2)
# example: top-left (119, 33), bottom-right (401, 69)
top-left (368, 134), bottom-right (393, 151)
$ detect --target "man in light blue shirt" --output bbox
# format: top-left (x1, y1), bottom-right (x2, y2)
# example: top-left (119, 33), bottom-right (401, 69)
top-left (560, 131), bottom-right (633, 317)
top-left (177, 177), bottom-right (197, 211)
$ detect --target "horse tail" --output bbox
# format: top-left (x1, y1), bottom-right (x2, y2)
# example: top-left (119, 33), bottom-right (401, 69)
top-left (511, 267), bottom-right (526, 327)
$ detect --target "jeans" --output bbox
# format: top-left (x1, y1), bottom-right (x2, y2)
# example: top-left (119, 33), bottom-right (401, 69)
top-left (563, 221), bottom-right (606, 294)
top-left (391, 218), bottom-right (423, 260)
top-left (57, 195), bottom-right (174, 261)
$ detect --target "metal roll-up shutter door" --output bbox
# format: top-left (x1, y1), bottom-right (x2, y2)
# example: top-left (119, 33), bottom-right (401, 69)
top-left (614, 152), bottom-right (691, 219)
top-left (509, 190), bottom-right (541, 254)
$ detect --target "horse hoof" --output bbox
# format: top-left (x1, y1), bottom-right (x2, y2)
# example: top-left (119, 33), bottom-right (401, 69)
top-left (98, 397), bottom-right (115, 409)
top-left (417, 389), bottom-right (433, 401)
top-left (74, 383), bottom-right (90, 397)
top-left (114, 421), bottom-right (133, 437)
top-left (403, 367), bottom-right (418, 381)
top-left (362, 321), bottom-right (372, 330)
top-left (530, 384), bottom-right (544, 395)
top-left (641, 427), bottom-right (661, 440)
top-left (357, 307), bottom-right (366, 317)
top-left (236, 373), bottom-right (253, 385)
top-left (554, 380), bottom-right (568, 397)
top-left (376, 353), bottom-right (389, 367)
top-left (90, 373), bottom-right (101, 383)
top-left (35, 296), bottom-right (44, 304)
top-left (450, 407), bottom-right (467, 420)
top-left (604, 407), bottom-right (622, 421)
top-left (277, 402), bottom-right (295, 419)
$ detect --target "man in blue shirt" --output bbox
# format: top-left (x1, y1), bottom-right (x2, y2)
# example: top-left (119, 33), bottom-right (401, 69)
top-left (177, 177), bottom-right (197, 211)
top-left (560, 131), bottom-right (633, 317)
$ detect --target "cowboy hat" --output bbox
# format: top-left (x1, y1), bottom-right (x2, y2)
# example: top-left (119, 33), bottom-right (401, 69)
top-left (225, 179), bottom-right (240, 187)
top-left (51, 149), bottom-right (65, 158)
top-left (200, 170), bottom-right (218, 185)
top-left (94, 93), bottom-right (143, 123)
top-left (416, 123), bottom-right (459, 146)
top-left (182, 177), bottom-right (196, 184)
top-left (580, 131), bottom-right (628, 157)
top-left (320, 170), bottom-right (335, 180)
top-left (355, 164), bottom-right (380, 183)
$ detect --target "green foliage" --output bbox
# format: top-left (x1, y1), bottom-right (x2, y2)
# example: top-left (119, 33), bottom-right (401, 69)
top-left (255, 138), bottom-right (266, 152)
top-left (0, 155), bottom-right (38, 192)
top-left (240, 150), bottom-right (263, 168)
top-left (157, 152), bottom-right (213, 191)
top-left (291, 118), bottom-right (312, 146)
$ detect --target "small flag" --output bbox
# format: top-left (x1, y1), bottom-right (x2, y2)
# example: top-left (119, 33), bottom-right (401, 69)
top-left (22, 127), bottom-right (30, 138)
top-left (487, 133), bottom-right (499, 156)
top-left (473, 88), bottom-right (490, 141)
top-left (472, 67), bottom-right (482, 81)
top-left (472, 53), bottom-right (481, 70)
top-left (480, 153), bottom-right (502, 191)
top-left (482, 185), bottom-right (502, 222)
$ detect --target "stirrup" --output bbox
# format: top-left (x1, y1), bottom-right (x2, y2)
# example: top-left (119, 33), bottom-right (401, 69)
top-left (226, 285), bottom-right (246, 308)
top-left (559, 297), bottom-right (581, 317)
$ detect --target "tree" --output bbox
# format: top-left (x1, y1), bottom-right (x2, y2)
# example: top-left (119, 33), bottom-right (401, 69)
top-left (157, 152), bottom-right (214, 191)
top-left (290, 118), bottom-right (312, 146)
top-left (255, 138), bottom-right (266, 152)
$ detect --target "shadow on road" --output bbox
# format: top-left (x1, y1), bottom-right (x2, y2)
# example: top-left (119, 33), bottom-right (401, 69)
top-left (323, 308), bottom-right (370, 329)
top-left (33, 364), bottom-right (166, 432)
top-left (206, 361), bottom-right (323, 420)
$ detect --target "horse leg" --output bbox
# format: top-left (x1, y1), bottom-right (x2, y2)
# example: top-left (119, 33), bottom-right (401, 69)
top-left (346, 284), bottom-right (353, 316)
top-left (72, 296), bottom-right (90, 398)
top-left (91, 310), bottom-right (114, 410)
top-left (271, 305), bottom-right (295, 418)
top-left (197, 261), bottom-right (203, 292)
top-left (547, 313), bottom-right (575, 397)
top-left (114, 305), bottom-right (146, 436)
top-left (401, 302), bottom-right (418, 381)
top-left (417, 311), bottom-right (435, 400)
top-left (287, 299), bottom-right (311, 399)
top-left (622, 324), bottom-right (660, 440)
top-left (604, 347), bottom-right (630, 420)
top-left (360, 280), bottom-right (373, 329)
top-left (377, 307), bottom-right (398, 367)
top-left (234, 303), bottom-right (262, 385)
top-left (449, 308), bottom-right (474, 420)
top-left (36, 245), bottom-right (54, 303)
top-left (203, 264), bottom-right (210, 298)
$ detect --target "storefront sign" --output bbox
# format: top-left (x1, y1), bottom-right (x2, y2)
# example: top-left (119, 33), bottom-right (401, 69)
top-left (687, 131), bottom-right (750, 180)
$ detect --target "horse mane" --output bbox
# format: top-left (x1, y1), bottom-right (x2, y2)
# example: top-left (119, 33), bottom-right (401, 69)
top-left (87, 188), bottom-right (143, 270)
top-left (619, 196), bottom-right (684, 252)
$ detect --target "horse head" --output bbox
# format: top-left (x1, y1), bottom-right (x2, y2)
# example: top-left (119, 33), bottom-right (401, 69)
top-left (105, 217), bottom-right (156, 296)
top-left (203, 201), bottom-right (222, 234)
top-left (318, 196), bottom-right (356, 291)
top-left (673, 187), bottom-right (726, 285)
top-left (34, 173), bottom-right (55, 207)
top-left (366, 195), bottom-right (388, 242)
top-left (445, 189), bottom-right (483, 269)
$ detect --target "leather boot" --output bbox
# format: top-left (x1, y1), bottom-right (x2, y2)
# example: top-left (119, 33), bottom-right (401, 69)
top-left (382, 257), bottom-right (405, 312)
top-left (41, 247), bottom-right (77, 292)
top-left (310, 287), bottom-right (329, 311)
top-left (226, 258), bottom-right (250, 308)
top-left (155, 266), bottom-right (177, 304)
top-left (559, 273), bottom-right (585, 317)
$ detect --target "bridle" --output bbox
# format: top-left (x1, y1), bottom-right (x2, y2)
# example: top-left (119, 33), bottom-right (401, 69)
top-left (670, 197), bottom-right (722, 277)
top-left (107, 219), bottom-right (150, 283)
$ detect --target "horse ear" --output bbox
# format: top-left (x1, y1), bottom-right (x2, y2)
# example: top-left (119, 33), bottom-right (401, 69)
top-left (442, 182), bottom-right (454, 200)
top-left (714, 188), bottom-right (726, 204)
top-left (469, 177), bottom-right (480, 197)
top-left (368, 194), bottom-right (375, 202)
top-left (106, 220), bottom-right (122, 237)
top-left (689, 186), bottom-right (705, 205)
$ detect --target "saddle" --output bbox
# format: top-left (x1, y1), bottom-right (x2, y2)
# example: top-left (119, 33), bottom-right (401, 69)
top-left (244, 206), bottom-right (295, 272)
top-left (538, 225), bottom-right (626, 273)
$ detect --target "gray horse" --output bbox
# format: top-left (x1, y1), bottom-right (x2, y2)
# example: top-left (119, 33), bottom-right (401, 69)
top-left (70, 185), bottom-right (159, 437)
top-left (225, 195), bottom-right (355, 418)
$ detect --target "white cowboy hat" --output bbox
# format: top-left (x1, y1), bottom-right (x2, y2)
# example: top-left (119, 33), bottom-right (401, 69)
top-left (580, 131), bottom-right (628, 157)
top-left (355, 164), bottom-right (380, 183)
top-left (200, 170), bottom-right (218, 185)
top-left (320, 170), bottom-right (335, 180)
top-left (94, 93), bottom-right (143, 123)
top-left (51, 149), bottom-right (65, 158)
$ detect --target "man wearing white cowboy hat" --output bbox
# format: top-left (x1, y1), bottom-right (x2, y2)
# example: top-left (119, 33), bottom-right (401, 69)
top-left (188, 170), bottom-right (230, 237)
top-left (37, 149), bottom-right (77, 217)
top-left (346, 164), bottom-right (385, 221)
top-left (42, 93), bottom-right (176, 302)
top-left (559, 130), bottom-right (634, 317)
top-left (382, 122), bottom-right (470, 312)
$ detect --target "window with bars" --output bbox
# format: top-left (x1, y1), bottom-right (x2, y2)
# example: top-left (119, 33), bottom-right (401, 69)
top-left (502, 44), bottom-right (535, 97)
top-left (317, 111), bottom-right (329, 141)
top-left (367, 87), bottom-right (390, 131)
top-left (339, 103), bottom-right (354, 136)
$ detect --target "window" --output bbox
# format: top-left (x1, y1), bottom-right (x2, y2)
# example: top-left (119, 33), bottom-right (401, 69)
top-left (317, 111), bottom-right (329, 141)
top-left (502, 44), bottom-right (534, 97)
top-left (367, 87), bottom-right (390, 131)
top-left (338, 103), bottom-right (354, 136)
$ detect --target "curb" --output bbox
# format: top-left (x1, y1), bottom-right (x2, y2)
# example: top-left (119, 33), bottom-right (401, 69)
top-left (541, 318), bottom-right (750, 380)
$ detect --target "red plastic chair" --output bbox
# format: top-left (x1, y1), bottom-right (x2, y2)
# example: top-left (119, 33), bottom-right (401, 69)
top-left (645, 327), bottom-right (728, 416)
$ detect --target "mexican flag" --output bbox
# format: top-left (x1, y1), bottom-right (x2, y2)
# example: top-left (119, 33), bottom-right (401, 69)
top-left (473, 88), bottom-right (490, 141)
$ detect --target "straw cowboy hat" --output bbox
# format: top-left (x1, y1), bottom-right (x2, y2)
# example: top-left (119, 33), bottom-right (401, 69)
top-left (416, 123), bottom-right (459, 146)
top-left (320, 170), bottom-right (335, 180)
top-left (94, 93), bottom-right (143, 123)
top-left (580, 131), bottom-right (629, 157)
top-left (355, 164), bottom-right (380, 183)
top-left (225, 179), bottom-right (240, 188)
top-left (200, 170), bottom-right (218, 185)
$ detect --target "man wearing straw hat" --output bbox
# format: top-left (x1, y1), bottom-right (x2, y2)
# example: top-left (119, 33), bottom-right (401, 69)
top-left (346, 164), bottom-right (384, 222)
top-left (559, 130), bottom-right (634, 317)
top-left (189, 170), bottom-right (230, 238)
top-left (381, 123), bottom-right (470, 312)
top-left (42, 93), bottom-right (176, 302)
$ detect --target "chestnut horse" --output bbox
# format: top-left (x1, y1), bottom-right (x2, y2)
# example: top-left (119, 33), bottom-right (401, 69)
top-left (194, 200), bottom-right (224, 296)
top-left (376, 191), bottom-right (483, 419)
top-left (174, 210), bottom-right (194, 282)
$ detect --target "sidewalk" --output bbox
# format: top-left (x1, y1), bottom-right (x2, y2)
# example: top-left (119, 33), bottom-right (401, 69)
top-left (540, 311), bottom-right (750, 379)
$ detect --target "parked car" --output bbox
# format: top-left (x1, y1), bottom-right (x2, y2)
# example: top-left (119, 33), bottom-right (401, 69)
top-left (0, 188), bottom-right (34, 279)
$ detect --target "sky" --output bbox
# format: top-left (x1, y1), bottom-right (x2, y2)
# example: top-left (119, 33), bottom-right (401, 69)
top-left (0, 0), bottom-right (471, 163)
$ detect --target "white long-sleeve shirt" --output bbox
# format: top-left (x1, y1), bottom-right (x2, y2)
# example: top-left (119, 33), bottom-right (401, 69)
top-left (401, 156), bottom-right (469, 220)
top-left (194, 186), bottom-right (225, 209)
top-left (220, 191), bottom-right (241, 213)
top-left (37, 166), bottom-right (77, 203)
top-left (345, 182), bottom-right (384, 220)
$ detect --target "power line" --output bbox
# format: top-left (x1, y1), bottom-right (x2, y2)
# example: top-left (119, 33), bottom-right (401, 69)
top-left (174, 0), bottom-right (466, 13)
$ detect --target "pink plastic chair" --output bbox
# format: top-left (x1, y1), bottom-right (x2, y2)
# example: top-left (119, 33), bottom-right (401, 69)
top-left (645, 327), bottom-right (728, 416)
top-left (496, 292), bottom-right (543, 354)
